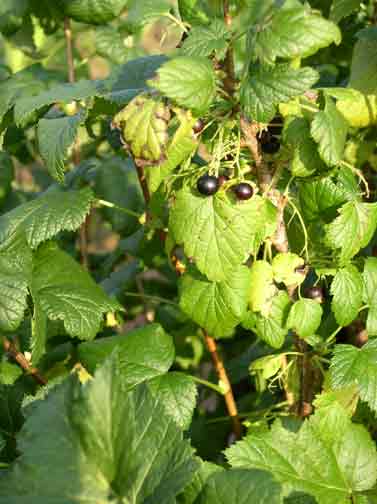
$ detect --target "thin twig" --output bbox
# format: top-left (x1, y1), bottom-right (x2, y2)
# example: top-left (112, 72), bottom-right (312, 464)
top-left (222, 0), bottom-right (236, 96)
top-left (2, 337), bottom-right (47, 385)
top-left (64, 17), bottom-right (89, 269)
top-left (203, 331), bottom-right (243, 439)
top-left (240, 117), bottom-right (271, 189)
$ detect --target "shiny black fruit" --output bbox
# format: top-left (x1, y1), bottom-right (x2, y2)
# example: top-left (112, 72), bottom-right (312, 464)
top-left (261, 138), bottom-right (280, 154)
top-left (197, 174), bottom-right (219, 196)
top-left (193, 119), bottom-right (205, 134)
top-left (234, 182), bottom-right (253, 201)
top-left (306, 286), bottom-right (324, 303)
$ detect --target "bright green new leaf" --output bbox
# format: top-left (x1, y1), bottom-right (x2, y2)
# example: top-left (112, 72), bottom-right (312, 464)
top-left (149, 57), bottom-right (217, 115)
top-left (330, 0), bottom-right (362, 23)
top-left (253, 5), bottom-right (341, 64)
top-left (38, 110), bottom-right (87, 183)
top-left (0, 353), bottom-right (199, 503)
top-left (331, 266), bottom-right (363, 326)
top-left (170, 187), bottom-right (277, 281)
top-left (241, 64), bottom-right (319, 123)
top-left (31, 243), bottom-right (120, 341)
top-left (148, 372), bottom-right (197, 430)
top-left (249, 260), bottom-right (277, 316)
top-left (331, 340), bottom-right (377, 414)
top-left (226, 405), bottom-right (377, 504)
top-left (179, 266), bottom-right (251, 338)
top-left (77, 323), bottom-right (175, 381)
top-left (196, 468), bottom-right (282, 504)
top-left (255, 291), bottom-right (291, 348)
top-left (287, 298), bottom-right (323, 339)
top-left (0, 187), bottom-right (94, 249)
top-left (326, 201), bottom-right (377, 263)
top-left (0, 233), bottom-right (32, 332)
top-left (272, 252), bottom-right (305, 287)
top-left (181, 20), bottom-right (231, 60)
top-left (311, 98), bottom-right (348, 166)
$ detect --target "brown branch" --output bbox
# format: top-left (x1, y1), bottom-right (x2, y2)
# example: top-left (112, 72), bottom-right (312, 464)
top-left (222, 0), bottom-right (236, 97)
top-left (3, 337), bottom-right (47, 385)
top-left (64, 17), bottom-right (89, 269)
top-left (240, 117), bottom-right (272, 190)
top-left (203, 331), bottom-right (242, 439)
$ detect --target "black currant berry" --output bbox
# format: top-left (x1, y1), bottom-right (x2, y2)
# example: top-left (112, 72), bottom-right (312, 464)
top-left (234, 182), bottom-right (253, 201)
top-left (259, 130), bottom-right (271, 145)
top-left (261, 137), bottom-right (280, 154)
top-left (306, 286), bottom-right (324, 303)
top-left (268, 115), bottom-right (283, 136)
top-left (197, 174), bottom-right (219, 196)
top-left (193, 119), bottom-right (205, 134)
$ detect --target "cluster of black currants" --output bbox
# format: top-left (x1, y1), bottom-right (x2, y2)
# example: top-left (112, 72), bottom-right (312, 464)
top-left (197, 174), bottom-right (253, 200)
top-left (259, 116), bottom-right (283, 154)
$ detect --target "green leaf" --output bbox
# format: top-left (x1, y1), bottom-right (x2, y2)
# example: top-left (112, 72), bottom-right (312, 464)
top-left (330, 0), bottom-right (361, 23)
top-left (178, 462), bottom-right (224, 504)
top-left (311, 98), bottom-right (348, 166)
top-left (254, 291), bottom-right (291, 349)
top-left (181, 20), bottom-right (231, 60)
top-left (31, 243), bottom-right (120, 341)
top-left (61, 0), bottom-right (128, 24)
top-left (197, 468), bottom-right (282, 504)
top-left (0, 353), bottom-right (199, 503)
top-left (145, 109), bottom-right (197, 193)
top-left (77, 323), bottom-right (175, 380)
top-left (0, 362), bottom-right (22, 385)
top-left (241, 64), bottom-right (319, 123)
top-left (331, 340), bottom-right (377, 414)
top-left (325, 201), bottom-right (377, 263)
top-left (95, 156), bottom-right (144, 234)
top-left (363, 258), bottom-right (377, 335)
top-left (0, 0), bottom-right (28, 36)
top-left (31, 299), bottom-right (48, 365)
top-left (0, 233), bottom-right (32, 332)
top-left (249, 260), bottom-right (277, 316)
top-left (349, 36), bottom-right (377, 95)
top-left (14, 79), bottom-right (105, 127)
top-left (95, 26), bottom-right (128, 64)
top-left (331, 266), bottom-right (363, 326)
top-left (0, 187), bottom-right (94, 249)
top-left (148, 372), bottom-right (197, 430)
top-left (226, 406), bottom-right (377, 504)
top-left (252, 5), bottom-right (341, 64)
top-left (150, 57), bottom-right (217, 115)
top-left (170, 187), bottom-right (277, 281)
top-left (0, 64), bottom-right (55, 126)
top-left (179, 266), bottom-right (251, 338)
top-left (287, 299), bottom-right (323, 339)
top-left (38, 110), bottom-right (87, 183)
top-left (272, 252), bottom-right (305, 287)
top-left (126, 0), bottom-right (172, 28)
top-left (299, 172), bottom-right (357, 222)
top-left (0, 152), bottom-right (14, 204)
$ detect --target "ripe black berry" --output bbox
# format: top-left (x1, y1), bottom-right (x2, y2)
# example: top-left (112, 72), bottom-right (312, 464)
top-left (193, 119), bottom-right (205, 134)
top-left (259, 130), bottom-right (271, 145)
top-left (306, 286), bottom-right (324, 303)
top-left (197, 174), bottom-right (219, 196)
top-left (261, 137), bottom-right (280, 154)
top-left (268, 115), bottom-right (283, 136)
top-left (234, 182), bottom-right (253, 201)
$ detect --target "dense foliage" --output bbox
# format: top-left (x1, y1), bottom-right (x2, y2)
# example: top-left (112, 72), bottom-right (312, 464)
top-left (0, 0), bottom-right (377, 502)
